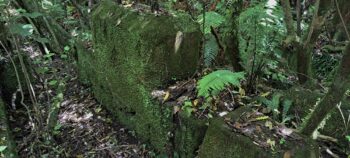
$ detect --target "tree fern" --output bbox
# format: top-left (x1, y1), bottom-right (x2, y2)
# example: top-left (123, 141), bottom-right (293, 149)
top-left (197, 70), bottom-right (245, 97)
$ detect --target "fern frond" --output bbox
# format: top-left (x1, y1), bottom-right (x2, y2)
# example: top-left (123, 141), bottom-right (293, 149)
top-left (204, 34), bottom-right (219, 66)
top-left (197, 11), bottom-right (225, 34)
top-left (197, 70), bottom-right (245, 97)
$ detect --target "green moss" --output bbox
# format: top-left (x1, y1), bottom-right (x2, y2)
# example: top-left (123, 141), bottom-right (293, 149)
top-left (174, 113), bottom-right (208, 158)
top-left (0, 98), bottom-right (18, 158)
top-left (198, 107), bottom-right (319, 158)
top-left (79, 0), bottom-right (201, 153)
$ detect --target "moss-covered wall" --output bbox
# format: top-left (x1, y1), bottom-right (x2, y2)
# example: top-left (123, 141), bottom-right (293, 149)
top-left (78, 0), bottom-right (201, 153)
top-left (174, 113), bottom-right (207, 157)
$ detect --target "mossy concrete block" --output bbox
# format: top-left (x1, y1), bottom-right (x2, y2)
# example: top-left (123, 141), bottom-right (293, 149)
top-left (79, 0), bottom-right (201, 153)
top-left (198, 107), bottom-right (319, 158)
top-left (174, 113), bottom-right (208, 158)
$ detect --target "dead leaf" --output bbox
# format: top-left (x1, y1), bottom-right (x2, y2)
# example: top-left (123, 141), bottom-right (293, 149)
top-left (234, 122), bottom-right (243, 129)
top-left (193, 99), bottom-right (199, 107)
top-left (265, 121), bottom-right (273, 130)
top-left (266, 139), bottom-right (276, 150)
top-left (253, 116), bottom-right (269, 121)
top-left (173, 106), bottom-right (180, 114)
top-left (283, 151), bottom-right (291, 158)
top-left (219, 111), bottom-right (228, 117)
top-left (76, 155), bottom-right (84, 158)
top-left (239, 87), bottom-right (246, 96)
top-left (116, 19), bottom-right (121, 26)
top-left (280, 127), bottom-right (293, 136)
top-left (255, 125), bottom-right (262, 133)
top-left (151, 90), bottom-right (166, 99)
top-left (95, 107), bottom-right (102, 113)
top-left (163, 91), bottom-right (170, 102)
top-left (260, 92), bottom-right (270, 97)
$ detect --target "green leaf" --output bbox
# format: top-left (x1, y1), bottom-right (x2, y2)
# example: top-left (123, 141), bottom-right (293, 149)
top-left (182, 101), bottom-right (193, 117)
top-left (271, 93), bottom-right (281, 110)
top-left (36, 67), bottom-right (49, 74)
top-left (43, 53), bottom-right (55, 58)
top-left (197, 70), bottom-right (245, 97)
top-left (204, 34), bottom-right (219, 66)
top-left (54, 123), bottom-right (62, 131)
top-left (197, 12), bottom-right (225, 34)
top-left (60, 54), bottom-right (68, 59)
top-left (0, 146), bottom-right (7, 152)
top-left (21, 12), bottom-right (42, 18)
top-left (9, 23), bottom-right (33, 37)
top-left (64, 46), bottom-right (70, 52)
top-left (48, 80), bottom-right (58, 86)
top-left (346, 135), bottom-right (350, 142)
top-left (282, 99), bottom-right (292, 119)
top-left (34, 37), bottom-right (49, 43)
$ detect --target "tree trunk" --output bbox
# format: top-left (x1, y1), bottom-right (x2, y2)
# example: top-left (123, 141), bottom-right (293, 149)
top-left (281, 0), bottom-right (329, 84)
top-left (300, 42), bottom-right (350, 136)
top-left (224, 0), bottom-right (243, 72)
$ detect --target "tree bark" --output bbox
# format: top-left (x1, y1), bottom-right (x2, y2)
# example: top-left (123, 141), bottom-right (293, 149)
top-left (224, 0), bottom-right (243, 72)
top-left (281, 0), bottom-right (327, 84)
top-left (281, 0), bottom-right (296, 40)
top-left (301, 42), bottom-right (350, 136)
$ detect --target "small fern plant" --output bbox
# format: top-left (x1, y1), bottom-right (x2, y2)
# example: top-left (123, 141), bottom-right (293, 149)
top-left (197, 70), bottom-right (245, 98)
top-left (197, 11), bottom-right (225, 67)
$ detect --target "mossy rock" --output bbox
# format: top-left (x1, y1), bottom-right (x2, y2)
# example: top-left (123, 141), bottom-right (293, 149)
top-left (198, 107), bottom-right (319, 158)
top-left (174, 113), bottom-right (208, 158)
top-left (0, 98), bottom-right (18, 158)
top-left (283, 86), bottom-right (350, 149)
top-left (78, 0), bottom-right (201, 153)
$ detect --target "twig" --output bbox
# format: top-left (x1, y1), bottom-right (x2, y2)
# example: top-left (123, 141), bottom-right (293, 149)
top-left (317, 134), bottom-right (338, 143)
top-left (325, 147), bottom-right (339, 158)
top-left (334, 0), bottom-right (350, 40)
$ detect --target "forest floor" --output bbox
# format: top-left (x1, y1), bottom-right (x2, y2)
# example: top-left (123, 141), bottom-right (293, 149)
top-left (8, 46), bottom-right (151, 157)
top-left (5, 45), bottom-right (348, 157)
top-left (9, 55), bottom-right (346, 157)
